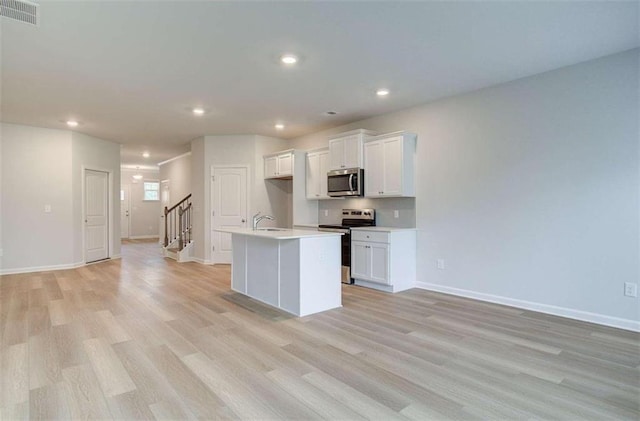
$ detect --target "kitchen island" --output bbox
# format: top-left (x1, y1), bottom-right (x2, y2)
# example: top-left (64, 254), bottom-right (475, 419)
top-left (213, 228), bottom-right (343, 317)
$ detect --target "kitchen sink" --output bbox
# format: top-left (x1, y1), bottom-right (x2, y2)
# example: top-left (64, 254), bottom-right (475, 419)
top-left (257, 228), bottom-right (287, 232)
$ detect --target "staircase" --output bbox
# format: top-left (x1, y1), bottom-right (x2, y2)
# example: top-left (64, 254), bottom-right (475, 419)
top-left (163, 194), bottom-right (193, 262)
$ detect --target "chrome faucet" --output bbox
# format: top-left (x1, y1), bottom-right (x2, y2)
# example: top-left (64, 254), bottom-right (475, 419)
top-left (252, 211), bottom-right (275, 230)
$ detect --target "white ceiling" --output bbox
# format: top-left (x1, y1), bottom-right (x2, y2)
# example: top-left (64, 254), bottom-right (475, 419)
top-left (1, 1), bottom-right (638, 166)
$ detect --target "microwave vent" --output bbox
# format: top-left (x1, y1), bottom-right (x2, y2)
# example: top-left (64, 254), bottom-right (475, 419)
top-left (1, 0), bottom-right (39, 26)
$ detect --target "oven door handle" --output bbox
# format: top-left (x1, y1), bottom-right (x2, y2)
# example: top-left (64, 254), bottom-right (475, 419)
top-left (349, 174), bottom-right (355, 192)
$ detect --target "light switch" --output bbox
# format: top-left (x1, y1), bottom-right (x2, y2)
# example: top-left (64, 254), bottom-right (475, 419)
top-left (324, 210), bottom-right (329, 217)
top-left (44, 204), bottom-right (52, 213)
top-left (394, 210), bottom-right (399, 218)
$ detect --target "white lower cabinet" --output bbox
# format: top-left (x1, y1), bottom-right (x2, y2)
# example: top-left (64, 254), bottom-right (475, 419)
top-left (351, 228), bottom-right (416, 293)
top-left (351, 241), bottom-right (389, 284)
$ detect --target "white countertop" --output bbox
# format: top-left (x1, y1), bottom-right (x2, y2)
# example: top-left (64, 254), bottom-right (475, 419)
top-left (350, 226), bottom-right (417, 232)
top-left (214, 227), bottom-right (343, 240)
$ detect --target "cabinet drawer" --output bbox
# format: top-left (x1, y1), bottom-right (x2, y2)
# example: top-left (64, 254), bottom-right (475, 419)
top-left (351, 230), bottom-right (389, 243)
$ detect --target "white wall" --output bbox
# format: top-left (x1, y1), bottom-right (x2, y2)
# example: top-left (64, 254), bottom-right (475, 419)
top-left (72, 132), bottom-right (121, 260)
top-left (159, 152), bottom-right (191, 207)
top-left (255, 136), bottom-right (294, 228)
top-left (121, 167), bottom-right (160, 239)
top-left (1, 124), bottom-right (121, 273)
top-left (291, 49), bottom-right (639, 328)
top-left (191, 137), bottom-right (206, 262)
top-left (191, 135), bottom-right (289, 263)
top-left (1, 124), bottom-right (74, 271)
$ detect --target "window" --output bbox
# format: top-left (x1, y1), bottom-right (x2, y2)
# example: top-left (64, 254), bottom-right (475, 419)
top-left (143, 181), bottom-right (160, 201)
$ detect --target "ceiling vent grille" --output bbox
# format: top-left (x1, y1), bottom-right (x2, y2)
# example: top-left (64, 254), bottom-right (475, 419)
top-left (0, 0), bottom-right (39, 26)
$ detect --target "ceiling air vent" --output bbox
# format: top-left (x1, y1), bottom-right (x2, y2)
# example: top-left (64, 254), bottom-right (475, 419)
top-left (0, 0), bottom-right (39, 26)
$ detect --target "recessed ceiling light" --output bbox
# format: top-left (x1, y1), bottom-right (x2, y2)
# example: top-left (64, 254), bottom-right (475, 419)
top-left (193, 108), bottom-right (205, 115)
top-left (142, 152), bottom-right (150, 158)
top-left (66, 120), bottom-right (79, 127)
top-left (275, 123), bottom-right (285, 130)
top-left (376, 89), bottom-right (390, 97)
top-left (280, 54), bottom-right (298, 65)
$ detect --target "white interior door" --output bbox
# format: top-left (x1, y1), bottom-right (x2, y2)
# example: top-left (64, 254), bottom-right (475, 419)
top-left (120, 184), bottom-right (130, 239)
top-left (159, 180), bottom-right (170, 244)
top-left (85, 169), bottom-right (109, 263)
top-left (212, 167), bottom-right (248, 264)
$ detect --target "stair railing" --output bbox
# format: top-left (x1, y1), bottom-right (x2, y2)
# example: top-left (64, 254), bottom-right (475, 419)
top-left (164, 194), bottom-right (192, 250)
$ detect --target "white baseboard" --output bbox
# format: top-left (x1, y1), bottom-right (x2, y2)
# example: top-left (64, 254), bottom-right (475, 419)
top-left (1, 261), bottom-right (85, 275)
top-left (128, 235), bottom-right (159, 240)
top-left (190, 257), bottom-right (213, 265)
top-left (415, 281), bottom-right (640, 333)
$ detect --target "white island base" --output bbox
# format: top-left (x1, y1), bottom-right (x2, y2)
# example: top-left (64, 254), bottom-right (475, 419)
top-left (226, 229), bottom-right (342, 317)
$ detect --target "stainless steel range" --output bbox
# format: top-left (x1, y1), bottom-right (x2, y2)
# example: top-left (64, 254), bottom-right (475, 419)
top-left (318, 209), bottom-right (376, 284)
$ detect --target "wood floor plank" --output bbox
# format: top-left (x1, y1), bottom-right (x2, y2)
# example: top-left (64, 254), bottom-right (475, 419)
top-left (149, 399), bottom-right (199, 421)
top-left (1, 343), bottom-right (29, 407)
top-left (61, 363), bottom-right (113, 420)
top-left (112, 339), bottom-right (198, 419)
top-left (146, 344), bottom-right (227, 419)
top-left (265, 368), bottom-right (367, 420)
top-left (183, 351), bottom-right (310, 420)
top-left (82, 337), bottom-right (137, 397)
top-left (302, 370), bottom-right (407, 420)
top-left (95, 309), bottom-right (132, 344)
top-left (28, 383), bottom-right (71, 421)
top-left (51, 323), bottom-right (89, 369)
top-left (106, 390), bottom-right (156, 420)
top-left (47, 299), bottom-right (73, 327)
top-left (0, 401), bottom-right (29, 420)
top-left (28, 330), bottom-right (62, 390)
top-left (27, 306), bottom-right (50, 337)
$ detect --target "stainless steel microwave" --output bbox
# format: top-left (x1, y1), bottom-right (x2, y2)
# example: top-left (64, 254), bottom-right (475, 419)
top-left (327, 168), bottom-right (364, 197)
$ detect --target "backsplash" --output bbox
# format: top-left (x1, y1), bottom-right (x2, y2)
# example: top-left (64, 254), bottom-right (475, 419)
top-left (318, 197), bottom-right (415, 228)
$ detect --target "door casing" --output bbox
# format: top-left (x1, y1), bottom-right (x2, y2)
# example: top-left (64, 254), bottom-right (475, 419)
top-left (83, 167), bottom-right (113, 263)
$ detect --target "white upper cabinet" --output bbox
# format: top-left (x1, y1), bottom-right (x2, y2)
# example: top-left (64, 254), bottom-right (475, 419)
top-left (264, 150), bottom-right (294, 179)
top-left (305, 148), bottom-right (331, 199)
top-left (364, 131), bottom-right (416, 197)
top-left (328, 129), bottom-right (377, 170)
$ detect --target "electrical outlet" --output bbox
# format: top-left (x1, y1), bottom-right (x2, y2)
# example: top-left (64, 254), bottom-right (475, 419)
top-left (624, 282), bottom-right (638, 297)
top-left (437, 259), bottom-right (445, 270)
top-left (324, 210), bottom-right (328, 217)
top-left (394, 210), bottom-right (399, 218)
top-left (44, 204), bottom-right (52, 213)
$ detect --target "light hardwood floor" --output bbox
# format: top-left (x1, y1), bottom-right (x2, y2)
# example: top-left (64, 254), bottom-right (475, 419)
top-left (1, 239), bottom-right (638, 420)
